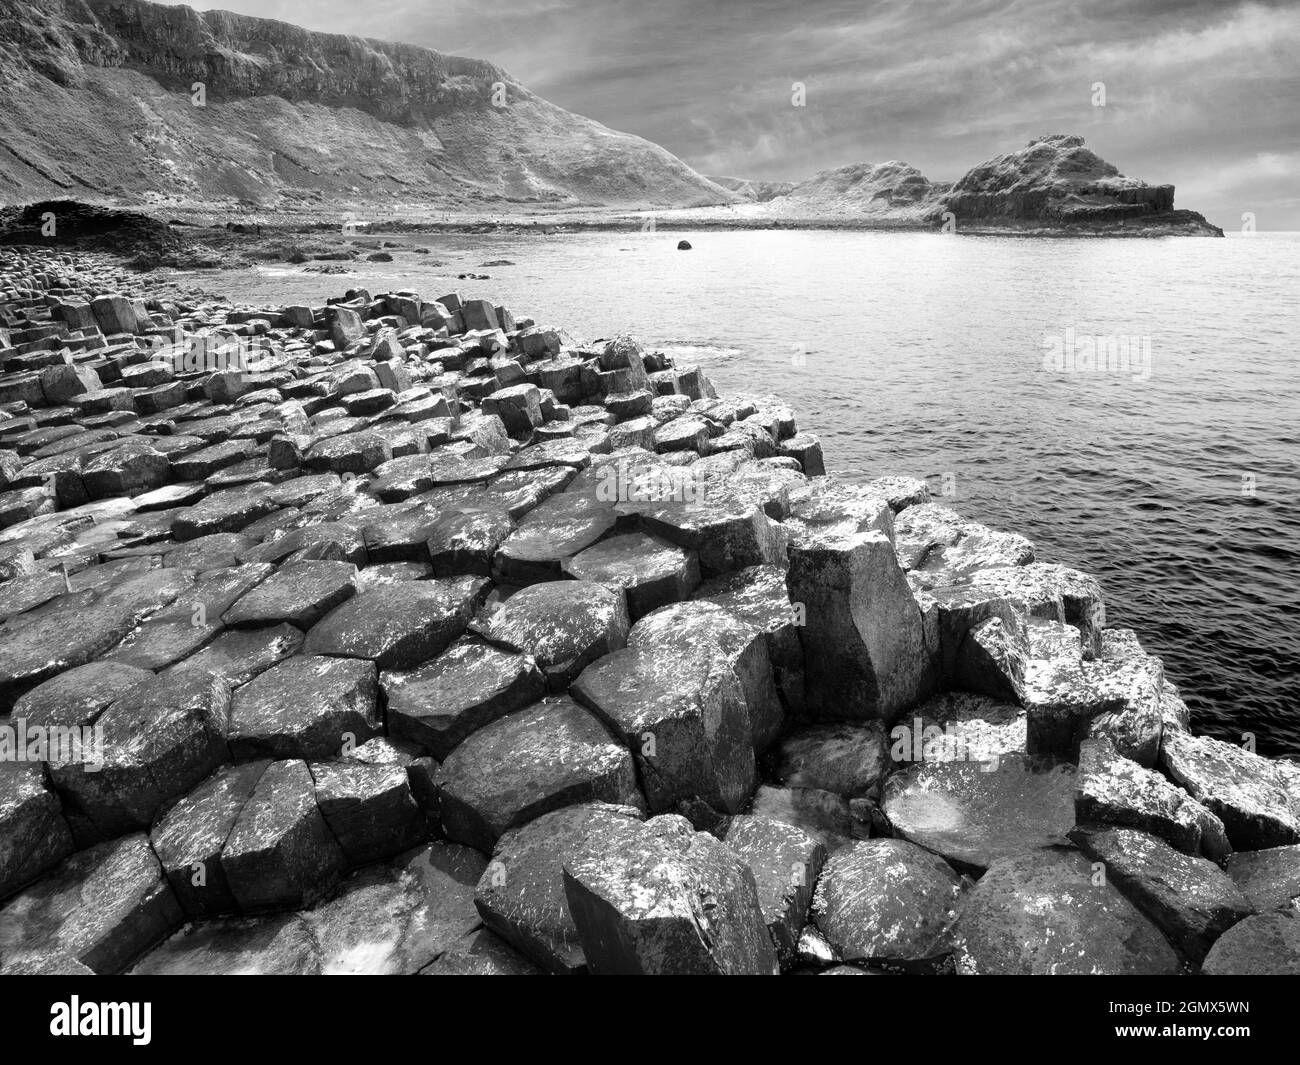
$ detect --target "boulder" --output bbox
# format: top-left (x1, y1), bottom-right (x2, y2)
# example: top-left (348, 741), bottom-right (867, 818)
top-left (812, 839), bottom-right (963, 966)
top-left (229, 655), bottom-right (380, 760)
top-left (1226, 845), bottom-right (1300, 911)
top-left (310, 760), bottom-right (434, 865)
top-left (0, 761), bottom-right (75, 901)
top-left (132, 913), bottom-right (320, 975)
top-left (1200, 912), bottom-right (1300, 975)
top-left (562, 531), bottom-right (700, 620)
top-left (562, 814), bottom-right (778, 974)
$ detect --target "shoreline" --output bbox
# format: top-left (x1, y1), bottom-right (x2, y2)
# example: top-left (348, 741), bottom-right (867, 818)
top-left (0, 241), bottom-right (1296, 976)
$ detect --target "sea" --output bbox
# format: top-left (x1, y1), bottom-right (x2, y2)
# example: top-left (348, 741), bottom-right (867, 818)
top-left (181, 229), bottom-right (1300, 756)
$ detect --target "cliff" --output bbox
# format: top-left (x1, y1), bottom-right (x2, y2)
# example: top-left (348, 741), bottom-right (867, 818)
top-left (0, 0), bottom-right (737, 210)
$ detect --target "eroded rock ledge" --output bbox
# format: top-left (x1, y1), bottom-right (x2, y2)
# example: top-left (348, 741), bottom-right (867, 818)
top-left (0, 245), bottom-right (1295, 976)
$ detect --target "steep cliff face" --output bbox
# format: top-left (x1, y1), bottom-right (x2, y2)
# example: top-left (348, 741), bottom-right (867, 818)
top-left (0, 0), bottom-right (737, 210)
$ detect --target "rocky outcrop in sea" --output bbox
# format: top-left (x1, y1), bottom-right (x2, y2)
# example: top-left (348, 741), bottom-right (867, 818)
top-left (0, 243), bottom-right (1294, 975)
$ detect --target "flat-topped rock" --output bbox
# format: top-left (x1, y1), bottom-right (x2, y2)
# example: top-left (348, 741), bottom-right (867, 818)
top-left (1226, 845), bottom-right (1300, 911)
top-left (383, 638), bottom-right (545, 759)
top-left (303, 577), bottom-right (487, 670)
top-left (562, 530), bottom-right (700, 620)
top-left (132, 913), bottom-right (321, 975)
top-left (434, 696), bottom-right (643, 852)
top-left (1200, 912), bottom-right (1300, 975)
top-left (229, 655), bottom-right (380, 760)
top-left (221, 559), bottom-right (358, 629)
top-left (471, 580), bottom-right (629, 688)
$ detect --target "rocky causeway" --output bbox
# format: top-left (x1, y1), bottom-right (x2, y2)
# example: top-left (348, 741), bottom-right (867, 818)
top-left (0, 240), bottom-right (1296, 977)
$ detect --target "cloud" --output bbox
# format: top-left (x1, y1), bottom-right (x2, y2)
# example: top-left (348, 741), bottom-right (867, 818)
top-left (151, 0), bottom-right (1300, 226)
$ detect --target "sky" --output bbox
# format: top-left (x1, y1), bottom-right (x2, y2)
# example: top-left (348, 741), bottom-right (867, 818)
top-left (153, 0), bottom-right (1300, 229)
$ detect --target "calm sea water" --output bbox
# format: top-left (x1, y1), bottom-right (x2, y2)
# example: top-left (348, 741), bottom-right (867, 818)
top-left (187, 230), bottom-right (1300, 755)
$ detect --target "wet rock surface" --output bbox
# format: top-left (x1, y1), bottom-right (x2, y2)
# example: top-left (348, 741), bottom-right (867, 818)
top-left (0, 263), bottom-right (1287, 976)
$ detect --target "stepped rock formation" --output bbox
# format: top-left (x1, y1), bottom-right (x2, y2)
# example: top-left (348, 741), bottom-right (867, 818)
top-left (0, 0), bottom-right (736, 210)
top-left (726, 135), bottom-right (1220, 234)
top-left (0, 235), bottom-right (1293, 975)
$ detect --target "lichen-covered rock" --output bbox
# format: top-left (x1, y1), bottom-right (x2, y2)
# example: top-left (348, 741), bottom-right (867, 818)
top-left (475, 802), bottom-right (645, 973)
top-left (149, 760), bottom-right (269, 917)
top-left (572, 636), bottom-right (755, 814)
top-left (384, 639), bottom-right (545, 759)
top-left (1076, 737), bottom-right (1228, 860)
top-left (0, 833), bottom-right (182, 974)
top-left (1200, 912), bottom-right (1300, 975)
top-left (9, 659), bottom-right (152, 729)
top-left (563, 531), bottom-right (700, 620)
top-left (166, 622), bottom-right (304, 686)
top-left (310, 760), bottom-right (434, 865)
top-left (221, 559), bottom-right (359, 629)
top-left (812, 839), bottom-right (963, 966)
top-left (724, 814), bottom-right (827, 967)
top-left (221, 759), bottom-right (345, 911)
top-left (0, 761), bottom-right (74, 901)
top-left (786, 529), bottom-right (935, 722)
top-left (1159, 731), bottom-right (1300, 850)
top-left (303, 577), bottom-right (487, 670)
top-left (493, 491), bottom-right (616, 584)
top-left (950, 848), bottom-right (1181, 975)
top-left (470, 580), bottom-right (629, 688)
top-left (50, 671), bottom-right (232, 838)
top-left (304, 842), bottom-right (486, 974)
top-left (894, 503), bottom-right (1035, 588)
top-left (229, 655), bottom-right (379, 760)
top-left (434, 696), bottom-right (643, 852)
top-left (1069, 825), bottom-right (1251, 962)
top-left (562, 814), bottom-right (779, 974)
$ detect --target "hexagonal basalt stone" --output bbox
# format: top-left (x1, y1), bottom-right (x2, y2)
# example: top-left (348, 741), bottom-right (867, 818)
top-left (149, 760), bottom-right (270, 917)
top-left (471, 580), bottom-right (629, 688)
top-left (384, 639), bottom-right (545, 759)
top-left (1159, 731), bottom-right (1300, 850)
top-left (434, 696), bottom-right (643, 853)
top-left (724, 814), bottom-right (827, 967)
top-left (1076, 737), bottom-right (1228, 861)
top-left (950, 848), bottom-right (1181, 975)
top-left (309, 760), bottom-right (434, 865)
top-left (303, 577), bottom-right (488, 670)
top-left (0, 833), bottom-right (182, 974)
top-left (222, 559), bottom-right (359, 629)
top-left (167, 623), bottom-right (304, 687)
top-left (10, 660), bottom-right (153, 730)
top-left (493, 491), bottom-right (617, 584)
top-left (229, 656), bottom-right (380, 760)
top-left (0, 762), bottom-right (75, 901)
top-left (562, 813), bottom-right (779, 975)
top-left (630, 600), bottom-right (784, 751)
top-left (1069, 825), bottom-right (1251, 962)
top-left (562, 530), bottom-right (700, 620)
top-left (573, 633), bottom-right (755, 815)
top-left (475, 802), bottom-right (645, 974)
top-left (812, 839), bottom-right (964, 966)
top-left (172, 484), bottom-right (279, 542)
top-left (426, 505), bottom-right (514, 576)
top-left (221, 759), bottom-right (345, 911)
top-left (49, 671), bottom-right (232, 838)
top-left (304, 842), bottom-right (486, 974)
top-left (131, 913), bottom-right (321, 975)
